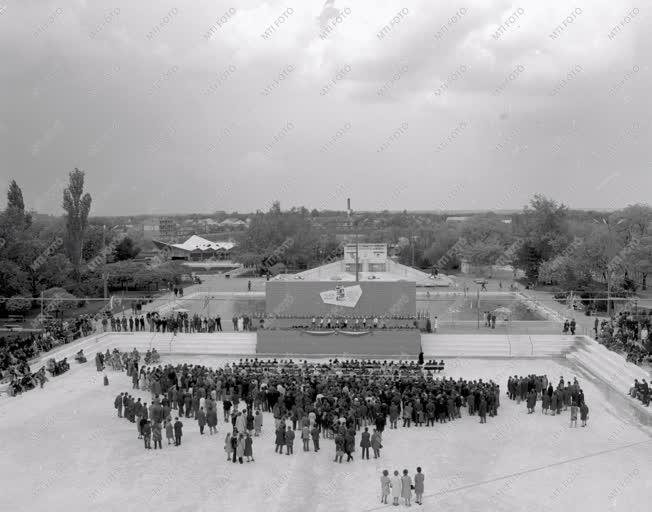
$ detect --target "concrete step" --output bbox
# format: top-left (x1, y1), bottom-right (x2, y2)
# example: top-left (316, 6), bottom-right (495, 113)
top-left (421, 334), bottom-right (578, 358)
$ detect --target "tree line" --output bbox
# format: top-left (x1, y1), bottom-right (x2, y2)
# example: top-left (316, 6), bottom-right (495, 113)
top-left (0, 170), bottom-right (183, 316)
top-left (234, 196), bottom-right (652, 296)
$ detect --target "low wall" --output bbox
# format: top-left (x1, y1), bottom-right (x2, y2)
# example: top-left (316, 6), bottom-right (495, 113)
top-left (256, 330), bottom-right (421, 356)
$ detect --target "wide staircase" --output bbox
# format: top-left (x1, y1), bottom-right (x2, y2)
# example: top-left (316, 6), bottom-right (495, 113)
top-left (27, 332), bottom-right (257, 371)
top-left (567, 336), bottom-right (651, 395)
top-left (421, 334), bottom-right (577, 358)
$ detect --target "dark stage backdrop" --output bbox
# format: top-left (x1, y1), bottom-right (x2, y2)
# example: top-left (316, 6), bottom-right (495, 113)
top-left (265, 281), bottom-right (416, 317)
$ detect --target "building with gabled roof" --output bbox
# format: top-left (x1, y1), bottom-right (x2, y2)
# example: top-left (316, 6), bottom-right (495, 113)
top-left (152, 235), bottom-right (235, 261)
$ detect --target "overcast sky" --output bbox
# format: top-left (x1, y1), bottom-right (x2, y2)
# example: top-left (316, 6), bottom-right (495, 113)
top-left (0, 0), bottom-right (650, 216)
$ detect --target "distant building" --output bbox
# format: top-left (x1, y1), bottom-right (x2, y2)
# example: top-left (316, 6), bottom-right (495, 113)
top-left (142, 218), bottom-right (160, 240)
top-left (159, 217), bottom-right (176, 239)
top-left (343, 243), bottom-right (388, 273)
top-left (152, 235), bottom-right (235, 261)
top-left (219, 218), bottom-right (248, 228)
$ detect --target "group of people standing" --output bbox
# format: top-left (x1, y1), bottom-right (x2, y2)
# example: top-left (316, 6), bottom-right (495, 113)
top-left (380, 468), bottom-right (425, 506)
top-left (113, 391), bottom-right (185, 448)
top-left (508, 374), bottom-right (589, 426)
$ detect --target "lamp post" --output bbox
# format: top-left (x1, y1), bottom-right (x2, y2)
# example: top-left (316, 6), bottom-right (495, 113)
top-left (355, 226), bottom-right (359, 282)
top-left (102, 225), bottom-right (108, 300)
top-left (476, 287), bottom-right (480, 329)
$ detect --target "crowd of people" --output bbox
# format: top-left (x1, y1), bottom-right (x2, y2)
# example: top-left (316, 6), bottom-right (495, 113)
top-left (102, 354), bottom-right (504, 459)
top-left (98, 353), bottom-right (513, 508)
top-left (595, 312), bottom-right (652, 366)
top-left (0, 331), bottom-right (80, 396)
top-left (507, 374), bottom-right (589, 426)
top-left (100, 311), bottom-right (257, 333)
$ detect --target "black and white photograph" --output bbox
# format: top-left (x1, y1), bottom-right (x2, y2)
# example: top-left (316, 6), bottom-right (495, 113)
top-left (1, 1), bottom-right (651, 511)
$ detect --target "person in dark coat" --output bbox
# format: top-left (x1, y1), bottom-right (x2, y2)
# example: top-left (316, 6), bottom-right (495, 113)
top-left (285, 426), bottom-right (295, 455)
top-left (152, 422), bottom-right (162, 449)
top-left (360, 427), bottom-right (371, 460)
top-left (306, 424), bottom-right (319, 451)
top-left (526, 390), bottom-right (536, 414)
top-left (114, 393), bottom-right (124, 418)
top-left (478, 396), bottom-right (487, 423)
top-left (542, 391), bottom-right (550, 414)
top-left (138, 417), bottom-right (147, 440)
top-left (579, 402), bottom-right (589, 427)
top-left (230, 431), bottom-right (238, 463)
top-left (275, 425), bottom-right (285, 454)
top-left (197, 407), bottom-right (206, 435)
top-left (95, 352), bottom-right (104, 372)
top-left (550, 391), bottom-right (559, 416)
top-left (207, 406), bottom-right (218, 435)
top-left (173, 418), bottom-right (183, 446)
top-left (344, 430), bottom-right (355, 461)
top-left (244, 433), bottom-right (254, 462)
top-left (246, 411), bottom-right (255, 434)
top-left (142, 421), bottom-right (152, 449)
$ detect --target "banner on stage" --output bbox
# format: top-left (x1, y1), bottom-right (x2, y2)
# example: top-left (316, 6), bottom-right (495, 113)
top-left (320, 284), bottom-right (362, 308)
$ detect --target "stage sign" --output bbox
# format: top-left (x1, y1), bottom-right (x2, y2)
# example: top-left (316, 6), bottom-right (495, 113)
top-left (320, 284), bottom-right (362, 308)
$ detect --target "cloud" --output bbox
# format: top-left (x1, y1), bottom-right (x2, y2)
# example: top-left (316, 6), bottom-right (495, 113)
top-left (0, 0), bottom-right (650, 215)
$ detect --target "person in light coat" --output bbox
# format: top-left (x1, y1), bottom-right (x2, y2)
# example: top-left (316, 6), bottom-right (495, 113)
top-left (165, 419), bottom-right (174, 445)
top-left (235, 411), bottom-right (246, 434)
top-left (236, 433), bottom-right (245, 463)
top-left (390, 470), bottom-right (402, 506)
top-left (380, 470), bottom-right (391, 504)
top-left (254, 410), bottom-right (263, 436)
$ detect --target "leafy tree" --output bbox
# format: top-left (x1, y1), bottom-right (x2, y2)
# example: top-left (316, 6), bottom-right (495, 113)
top-left (113, 237), bottom-right (141, 261)
top-left (41, 287), bottom-right (78, 317)
top-left (0, 180), bottom-right (31, 246)
top-left (463, 240), bottom-right (506, 273)
top-left (235, 203), bottom-right (321, 271)
top-left (62, 168), bottom-right (92, 279)
top-left (514, 195), bottom-right (571, 281)
top-left (5, 297), bottom-right (32, 313)
top-left (0, 260), bottom-right (29, 297)
top-left (81, 224), bottom-right (107, 263)
top-left (6, 180), bottom-right (31, 227)
top-left (623, 235), bottom-right (652, 290)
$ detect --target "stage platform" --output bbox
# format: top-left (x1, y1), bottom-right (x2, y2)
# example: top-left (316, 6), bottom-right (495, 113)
top-left (255, 329), bottom-right (421, 356)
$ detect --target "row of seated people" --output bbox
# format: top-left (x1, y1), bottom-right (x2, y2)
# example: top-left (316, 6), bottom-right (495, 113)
top-left (6, 356), bottom-right (67, 396)
top-left (6, 367), bottom-right (49, 396)
top-left (629, 379), bottom-right (650, 406)
top-left (283, 323), bottom-right (418, 330)
top-left (224, 358), bottom-right (445, 373)
top-left (253, 313), bottom-right (426, 320)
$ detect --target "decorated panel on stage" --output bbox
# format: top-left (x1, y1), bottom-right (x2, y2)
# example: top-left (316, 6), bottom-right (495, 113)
top-left (265, 280), bottom-right (416, 317)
